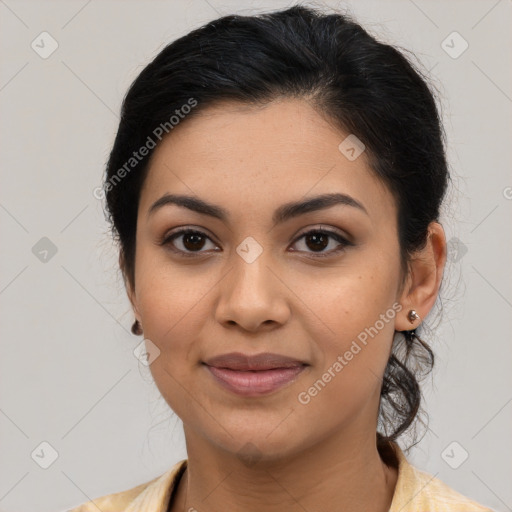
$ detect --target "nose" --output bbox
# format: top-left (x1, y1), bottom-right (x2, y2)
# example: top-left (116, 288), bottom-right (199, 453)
top-left (214, 251), bottom-right (291, 333)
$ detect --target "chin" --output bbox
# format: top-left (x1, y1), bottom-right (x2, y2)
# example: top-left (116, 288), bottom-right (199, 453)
top-left (206, 422), bottom-right (306, 465)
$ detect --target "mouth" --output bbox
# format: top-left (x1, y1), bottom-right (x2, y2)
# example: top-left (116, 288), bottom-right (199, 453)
top-left (202, 352), bottom-right (309, 396)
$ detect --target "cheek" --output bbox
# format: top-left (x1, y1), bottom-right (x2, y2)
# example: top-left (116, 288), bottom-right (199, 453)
top-left (136, 275), bottom-right (204, 350)
top-left (135, 244), bottom-right (199, 320)
top-left (134, 256), bottom-right (177, 338)
top-left (300, 267), bottom-right (399, 390)
top-left (296, 285), bottom-right (398, 427)
top-left (134, 264), bottom-right (212, 416)
top-left (302, 265), bottom-right (398, 339)
top-left (134, 248), bottom-right (219, 368)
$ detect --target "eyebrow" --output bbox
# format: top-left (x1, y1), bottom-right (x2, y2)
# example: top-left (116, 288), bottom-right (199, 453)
top-left (147, 192), bottom-right (368, 225)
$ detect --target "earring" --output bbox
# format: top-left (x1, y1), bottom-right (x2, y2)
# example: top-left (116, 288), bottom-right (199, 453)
top-left (131, 319), bottom-right (143, 335)
top-left (407, 309), bottom-right (420, 324)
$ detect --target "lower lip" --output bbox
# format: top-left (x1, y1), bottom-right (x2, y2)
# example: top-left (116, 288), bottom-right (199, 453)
top-left (204, 364), bottom-right (307, 396)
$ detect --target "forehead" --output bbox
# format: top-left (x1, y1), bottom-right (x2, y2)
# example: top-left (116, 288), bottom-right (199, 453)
top-left (139, 98), bottom-right (396, 225)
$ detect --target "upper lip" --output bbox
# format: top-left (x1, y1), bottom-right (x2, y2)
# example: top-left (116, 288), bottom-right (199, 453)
top-left (203, 352), bottom-right (307, 371)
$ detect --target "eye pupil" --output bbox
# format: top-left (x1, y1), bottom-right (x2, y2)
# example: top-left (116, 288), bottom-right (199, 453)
top-left (306, 232), bottom-right (329, 252)
top-left (183, 233), bottom-right (205, 251)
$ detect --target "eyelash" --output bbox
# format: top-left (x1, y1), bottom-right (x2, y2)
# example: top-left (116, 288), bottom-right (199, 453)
top-left (159, 227), bottom-right (354, 259)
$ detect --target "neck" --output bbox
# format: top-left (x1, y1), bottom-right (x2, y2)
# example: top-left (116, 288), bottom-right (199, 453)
top-left (171, 426), bottom-right (398, 512)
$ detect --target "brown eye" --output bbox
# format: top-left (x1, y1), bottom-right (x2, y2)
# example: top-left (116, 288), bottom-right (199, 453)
top-left (161, 229), bottom-right (218, 257)
top-left (181, 232), bottom-right (206, 251)
top-left (304, 232), bottom-right (329, 251)
top-left (291, 228), bottom-right (353, 258)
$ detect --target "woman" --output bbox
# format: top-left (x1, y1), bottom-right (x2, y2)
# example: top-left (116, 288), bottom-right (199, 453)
top-left (69, 5), bottom-right (494, 512)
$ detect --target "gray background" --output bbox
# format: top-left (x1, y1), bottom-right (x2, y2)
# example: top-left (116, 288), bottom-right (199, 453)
top-left (0, 1), bottom-right (511, 511)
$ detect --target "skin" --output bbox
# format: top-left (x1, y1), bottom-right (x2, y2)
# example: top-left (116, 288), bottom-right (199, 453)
top-left (124, 97), bottom-right (447, 512)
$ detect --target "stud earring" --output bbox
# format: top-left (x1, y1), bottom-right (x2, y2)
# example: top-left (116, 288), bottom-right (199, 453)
top-left (407, 309), bottom-right (420, 324)
top-left (131, 319), bottom-right (143, 335)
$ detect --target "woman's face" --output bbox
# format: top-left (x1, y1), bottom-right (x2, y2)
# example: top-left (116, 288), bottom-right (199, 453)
top-left (129, 98), bottom-right (413, 461)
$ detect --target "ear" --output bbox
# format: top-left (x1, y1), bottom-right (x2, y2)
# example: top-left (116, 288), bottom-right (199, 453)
top-left (119, 252), bottom-right (141, 323)
top-left (395, 221), bottom-right (447, 331)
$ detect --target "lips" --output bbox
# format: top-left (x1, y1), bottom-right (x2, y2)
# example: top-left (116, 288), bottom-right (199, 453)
top-left (203, 352), bottom-right (308, 396)
top-left (203, 351), bottom-right (306, 371)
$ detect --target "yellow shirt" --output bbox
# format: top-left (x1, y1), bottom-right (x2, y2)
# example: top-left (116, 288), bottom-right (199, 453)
top-left (68, 441), bottom-right (494, 512)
